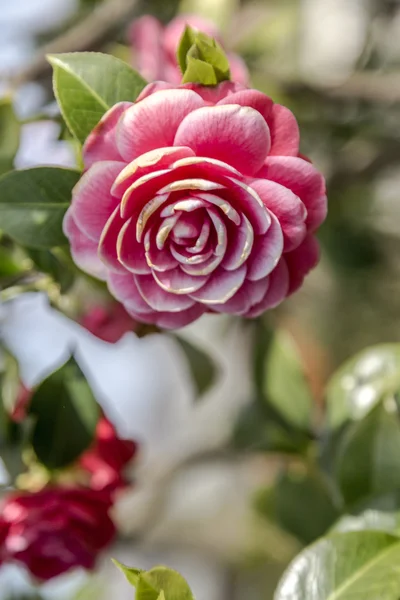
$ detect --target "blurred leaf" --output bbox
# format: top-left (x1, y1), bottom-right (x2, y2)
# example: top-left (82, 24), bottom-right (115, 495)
top-left (112, 559), bottom-right (142, 587)
top-left (49, 52), bottom-right (147, 144)
top-left (28, 355), bottom-right (100, 469)
top-left (0, 167), bottom-right (80, 248)
top-left (233, 401), bottom-right (310, 454)
top-left (137, 567), bottom-right (194, 600)
top-left (336, 404), bottom-right (400, 507)
top-left (274, 531), bottom-right (400, 599)
top-left (0, 97), bottom-right (20, 176)
top-left (0, 246), bottom-right (25, 280)
top-left (27, 248), bottom-right (75, 292)
top-left (332, 510), bottom-right (400, 535)
top-left (326, 344), bottom-right (400, 430)
top-left (263, 331), bottom-right (313, 431)
top-left (174, 335), bottom-right (217, 397)
top-left (257, 467), bottom-right (340, 545)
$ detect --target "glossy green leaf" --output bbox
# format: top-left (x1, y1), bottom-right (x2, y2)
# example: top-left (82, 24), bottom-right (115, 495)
top-left (28, 355), bottom-right (100, 469)
top-left (174, 335), bottom-right (217, 398)
top-left (257, 467), bottom-right (340, 545)
top-left (0, 98), bottom-right (20, 175)
top-left (274, 531), bottom-right (400, 600)
top-left (136, 567), bottom-right (194, 600)
top-left (336, 404), bottom-right (400, 506)
top-left (263, 331), bottom-right (313, 430)
top-left (332, 510), bottom-right (400, 535)
top-left (326, 344), bottom-right (400, 430)
top-left (112, 559), bottom-right (142, 587)
top-left (49, 52), bottom-right (147, 143)
top-left (0, 167), bottom-right (80, 248)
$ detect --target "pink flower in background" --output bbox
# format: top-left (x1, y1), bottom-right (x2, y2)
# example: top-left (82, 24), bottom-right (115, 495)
top-left (79, 416), bottom-right (137, 493)
top-left (64, 81), bottom-right (327, 329)
top-left (79, 302), bottom-right (137, 342)
top-left (1, 487), bottom-right (115, 580)
top-left (129, 14), bottom-right (249, 85)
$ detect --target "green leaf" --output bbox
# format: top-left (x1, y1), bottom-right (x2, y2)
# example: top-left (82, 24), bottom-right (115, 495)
top-left (0, 98), bottom-right (20, 175)
top-left (48, 52), bottom-right (147, 144)
top-left (332, 510), bottom-right (400, 535)
top-left (178, 26), bottom-right (230, 85)
top-left (28, 355), bottom-right (100, 469)
top-left (263, 331), bottom-right (313, 430)
top-left (0, 246), bottom-right (25, 280)
top-left (174, 335), bottom-right (217, 397)
top-left (137, 567), bottom-right (194, 600)
top-left (111, 559), bottom-right (142, 587)
top-left (27, 248), bottom-right (75, 292)
top-left (0, 167), bottom-right (80, 248)
top-left (336, 404), bottom-right (400, 507)
top-left (326, 344), bottom-right (400, 430)
top-left (274, 531), bottom-right (400, 600)
top-left (257, 467), bottom-right (340, 545)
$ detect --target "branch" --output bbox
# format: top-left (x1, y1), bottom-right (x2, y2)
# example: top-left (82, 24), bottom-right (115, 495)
top-left (8, 0), bottom-right (140, 87)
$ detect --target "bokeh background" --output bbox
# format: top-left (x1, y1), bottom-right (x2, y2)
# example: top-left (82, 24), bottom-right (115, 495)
top-left (1, 0), bottom-right (400, 597)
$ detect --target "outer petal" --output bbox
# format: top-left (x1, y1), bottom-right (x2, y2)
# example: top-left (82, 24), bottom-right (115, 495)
top-left (117, 89), bottom-right (205, 161)
top-left (135, 81), bottom-right (178, 102)
top-left (72, 161), bottom-right (125, 241)
top-left (107, 272), bottom-right (153, 315)
top-left (134, 274), bottom-right (196, 312)
top-left (181, 81), bottom-right (246, 104)
top-left (217, 89), bottom-right (272, 118)
top-left (260, 156), bottom-right (327, 231)
top-left (247, 214), bottom-right (284, 281)
top-left (98, 206), bottom-right (127, 273)
top-left (83, 103), bottom-right (132, 168)
top-left (266, 104), bottom-right (300, 157)
top-left (250, 178), bottom-right (307, 251)
top-left (190, 264), bottom-right (247, 304)
top-left (126, 303), bottom-right (206, 329)
top-left (63, 210), bottom-right (106, 280)
top-left (245, 259), bottom-right (289, 317)
top-left (153, 267), bottom-right (208, 294)
top-left (285, 235), bottom-right (320, 295)
top-left (228, 53), bottom-right (250, 86)
top-left (129, 15), bottom-right (165, 82)
top-left (116, 217), bottom-right (152, 274)
top-left (209, 276), bottom-right (269, 315)
top-left (174, 104), bottom-right (271, 176)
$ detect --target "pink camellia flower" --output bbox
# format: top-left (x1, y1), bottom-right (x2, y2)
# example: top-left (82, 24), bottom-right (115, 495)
top-left (1, 487), bottom-right (115, 580)
top-left (64, 81), bottom-right (327, 329)
top-left (79, 416), bottom-right (138, 493)
top-left (129, 14), bottom-right (249, 85)
top-left (79, 302), bottom-right (137, 342)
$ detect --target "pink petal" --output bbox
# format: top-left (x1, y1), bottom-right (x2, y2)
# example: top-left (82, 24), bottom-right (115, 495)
top-left (129, 16), bottom-right (165, 81)
top-left (250, 178), bottom-right (307, 251)
top-left (209, 276), bottom-right (269, 315)
top-left (120, 169), bottom-right (176, 220)
top-left (117, 89), bottom-right (205, 161)
top-left (190, 264), bottom-right (247, 304)
top-left (135, 274), bottom-right (195, 312)
top-left (153, 267), bottom-right (208, 294)
top-left (227, 53), bottom-right (250, 86)
top-left (154, 304), bottom-right (206, 329)
top-left (222, 214), bottom-right (254, 270)
top-left (221, 178), bottom-right (271, 235)
top-left (107, 272), bottom-right (153, 314)
top-left (196, 192), bottom-right (240, 225)
top-left (247, 214), bottom-right (284, 281)
top-left (71, 161), bottom-right (125, 241)
top-left (98, 206), bottom-right (127, 273)
top-left (245, 259), bottom-right (289, 317)
top-left (285, 235), bottom-right (320, 294)
top-left (174, 104), bottom-right (271, 176)
top-left (83, 103), bottom-right (132, 168)
top-left (181, 81), bottom-right (246, 104)
top-left (267, 104), bottom-right (300, 157)
top-left (116, 217), bottom-right (152, 274)
top-left (181, 208), bottom-right (227, 276)
top-left (135, 81), bottom-right (178, 103)
top-left (111, 146), bottom-right (195, 198)
top-left (63, 210), bottom-right (106, 280)
top-left (217, 89), bottom-right (272, 118)
top-left (260, 156), bottom-right (327, 231)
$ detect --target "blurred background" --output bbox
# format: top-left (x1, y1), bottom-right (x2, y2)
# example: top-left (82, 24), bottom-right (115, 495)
top-left (2, 0), bottom-right (400, 598)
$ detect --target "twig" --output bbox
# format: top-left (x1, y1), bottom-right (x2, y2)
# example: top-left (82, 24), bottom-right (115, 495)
top-left (7, 0), bottom-right (140, 88)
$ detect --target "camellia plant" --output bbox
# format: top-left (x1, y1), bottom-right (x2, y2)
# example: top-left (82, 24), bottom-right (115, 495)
top-left (2, 9), bottom-right (400, 600)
